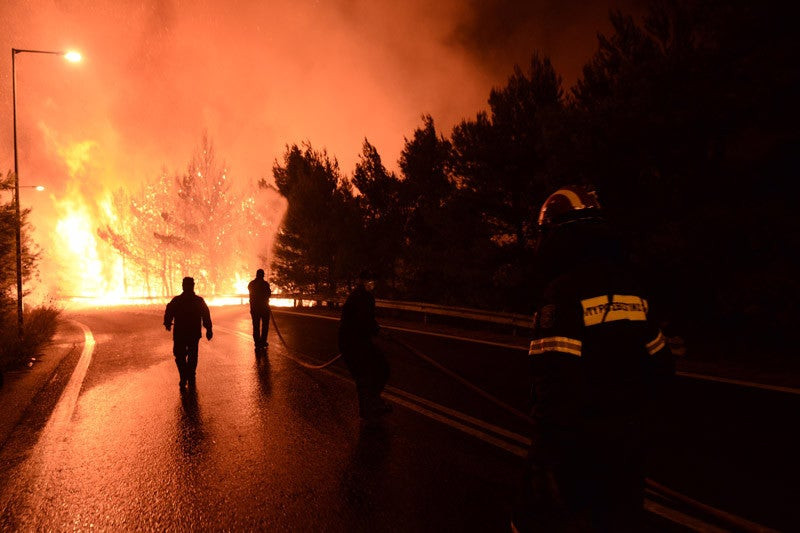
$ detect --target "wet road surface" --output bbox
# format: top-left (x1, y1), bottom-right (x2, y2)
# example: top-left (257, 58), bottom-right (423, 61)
top-left (0, 306), bottom-right (522, 531)
top-left (1, 305), bottom-right (795, 531)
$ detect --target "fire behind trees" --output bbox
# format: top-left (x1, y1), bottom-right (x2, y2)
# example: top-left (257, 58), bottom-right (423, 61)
top-left (271, 0), bottom-right (799, 355)
top-left (95, 134), bottom-right (279, 298)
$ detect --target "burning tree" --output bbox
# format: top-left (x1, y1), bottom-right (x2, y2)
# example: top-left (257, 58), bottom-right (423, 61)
top-left (97, 135), bottom-right (273, 298)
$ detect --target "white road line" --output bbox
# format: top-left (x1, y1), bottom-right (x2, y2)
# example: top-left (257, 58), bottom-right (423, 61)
top-left (385, 385), bottom-right (531, 447)
top-left (272, 309), bottom-right (528, 350)
top-left (643, 500), bottom-right (728, 532)
top-left (676, 371), bottom-right (800, 395)
top-left (37, 321), bottom-right (96, 446)
top-left (382, 392), bottom-right (529, 457)
top-left (0, 320), bottom-right (96, 516)
top-left (273, 309), bottom-right (800, 395)
top-left (176, 319), bottom-right (776, 532)
top-left (216, 324), bottom-right (531, 453)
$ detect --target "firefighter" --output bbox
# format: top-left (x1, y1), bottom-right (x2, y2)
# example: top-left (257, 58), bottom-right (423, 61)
top-left (511, 186), bottom-right (675, 532)
top-left (164, 277), bottom-right (213, 388)
top-left (248, 268), bottom-right (272, 350)
top-left (338, 270), bottom-right (391, 422)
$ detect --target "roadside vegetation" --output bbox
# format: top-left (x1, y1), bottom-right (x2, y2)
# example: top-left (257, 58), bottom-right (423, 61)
top-left (1, 173), bottom-right (62, 385)
top-left (266, 0), bottom-right (797, 361)
top-left (0, 306), bottom-right (62, 380)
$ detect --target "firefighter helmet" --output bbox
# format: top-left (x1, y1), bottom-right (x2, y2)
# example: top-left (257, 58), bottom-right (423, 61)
top-left (537, 185), bottom-right (603, 230)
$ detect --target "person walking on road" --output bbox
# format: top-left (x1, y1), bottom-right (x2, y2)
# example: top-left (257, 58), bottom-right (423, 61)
top-left (164, 277), bottom-right (213, 388)
top-left (512, 186), bottom-right (676, 532)
top-left (247, 269), bottom-right (271, 350)
top-left (338, 270), bottom-right (391, 422)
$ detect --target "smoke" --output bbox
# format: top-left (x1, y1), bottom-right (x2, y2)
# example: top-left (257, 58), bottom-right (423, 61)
top-left (0, 0), bottom-right (639, 299)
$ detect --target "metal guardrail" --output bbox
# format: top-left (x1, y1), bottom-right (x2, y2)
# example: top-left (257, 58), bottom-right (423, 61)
top-left (272, 294), bottom-right (534, 331)
top-left (64, 292), bottom-right (533, 330)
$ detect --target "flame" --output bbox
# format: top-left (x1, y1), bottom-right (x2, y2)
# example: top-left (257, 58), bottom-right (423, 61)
top-left (51, 193), bottom-right (122, 301)
top-left (34, 131), bottom-right (288, 308)
top-left (56, 138), bottom-right (97, 178)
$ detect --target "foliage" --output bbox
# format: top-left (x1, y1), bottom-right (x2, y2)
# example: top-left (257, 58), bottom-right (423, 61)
top-left (351, 139), bottom-right (405, 294)
top-left (1, 172), bottom-right (40, 311)
top-left (271, 143), bottom-right (357, 295)
top-left (450, 55), bottom-right (565, 310)
top-left (0, 305), bottom-right (61, 374)
top-left (269, 0), bottom-right (796, 352)
top-left (97, 135), bottom-right (268, 297)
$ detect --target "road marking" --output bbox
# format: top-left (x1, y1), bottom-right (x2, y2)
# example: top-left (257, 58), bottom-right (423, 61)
top-left (195, 319), bottom-right (776, 533)
top-left (643, 499), bottom-right (728, 532)
top-left (274, 309), bottom-right (800, 395)
top-left (386, 385), bottom-right (531, 447)
top-left (37, 321), bottom-right (96, 446)
top-left (676, 371), bottom-right (800, 395)
top-left (272, 309), bottom-right (528, 350)
top-left (383, 392), bottom-right (529, 457)
top-left (217, 323), bottom-right (531, 452)
top-left (0, 320), bottom-right (95, 516)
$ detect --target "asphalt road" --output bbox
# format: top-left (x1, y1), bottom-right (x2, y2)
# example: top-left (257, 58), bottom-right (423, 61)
top-left (0, 305), bottom-right (796, 531)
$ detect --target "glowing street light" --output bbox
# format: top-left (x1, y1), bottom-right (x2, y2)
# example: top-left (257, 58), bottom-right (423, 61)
top-left (11, 47), bottom-right (81, 337)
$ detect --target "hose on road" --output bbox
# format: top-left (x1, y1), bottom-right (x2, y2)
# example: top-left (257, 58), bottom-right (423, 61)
top-left (383, 332), bottom-right (534, 425)
top-left (269, 311), bottom-right (343, 370)
top-left (268, 310), bottom-right (774, 533)
top-left (270, 309), bottom-right (531, 423)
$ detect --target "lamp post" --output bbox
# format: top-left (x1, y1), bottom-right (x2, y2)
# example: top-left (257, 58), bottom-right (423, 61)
top-left (11, 47), bottom-right (81, 337)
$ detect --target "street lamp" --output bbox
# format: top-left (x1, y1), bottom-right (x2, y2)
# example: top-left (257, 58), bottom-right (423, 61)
top-left (11, 47), bottom-right (81, 337)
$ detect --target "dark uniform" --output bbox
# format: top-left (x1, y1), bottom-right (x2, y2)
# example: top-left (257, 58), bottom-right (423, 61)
top-left (248, 270), bottom-right (271, 348)
top-left (164, 278), bottom-right (213, 387)
top-left (338, 282), bottom-right (390, 420)
top-left (513, 186), bottom-right (675, 532)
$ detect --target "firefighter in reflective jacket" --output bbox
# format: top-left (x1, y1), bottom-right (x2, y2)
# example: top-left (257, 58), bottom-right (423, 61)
top-left (512, 186), bottom-right (675, 532)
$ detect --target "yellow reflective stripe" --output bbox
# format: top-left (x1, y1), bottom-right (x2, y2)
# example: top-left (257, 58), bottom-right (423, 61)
top-left (646, 331), bottom-right (666, 355)
top-left (529, 336), bottom-right (582, 357)
top-left (582, 294), bottom-right (648, 326)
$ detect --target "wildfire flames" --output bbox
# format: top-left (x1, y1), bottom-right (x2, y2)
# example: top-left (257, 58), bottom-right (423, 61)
top-left (1, 1), bottom-right (617, 310)
top-left (33, 138), bottom-right (288, 308)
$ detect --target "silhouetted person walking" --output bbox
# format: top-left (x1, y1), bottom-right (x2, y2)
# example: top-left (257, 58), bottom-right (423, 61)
top-left (338, 271), bottom-right (391, 422)
top-left (248, 269), bottom-right (271, 349)
top-left (164, 277), bottom-right (213, 388)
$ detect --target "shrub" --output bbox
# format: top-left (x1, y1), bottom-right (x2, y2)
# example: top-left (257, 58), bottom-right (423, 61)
top-left (0, 305), bottom-right (62, 376)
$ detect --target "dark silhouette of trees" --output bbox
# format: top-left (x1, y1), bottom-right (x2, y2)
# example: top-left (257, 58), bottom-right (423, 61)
top-left (0, 172), bottom-right (39, 314)
top-left (351, 139), bottom-right (404, 294)
top-left (451, 54), bottom-right (565, 310)
top-left (267, 0), bottom-right (796, 355)
top-left (271, 143), bottom-right (357, 296)
top-left (395, 116), bottom-right (465, 303)
top-left (568, 0), bottom-right (800, 347)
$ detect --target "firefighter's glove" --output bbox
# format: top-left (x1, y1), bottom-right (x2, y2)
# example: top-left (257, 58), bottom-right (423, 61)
top-left (206, 329), bottom-right (213, 341)
top-left (165, 324), bottom-right (171, 332)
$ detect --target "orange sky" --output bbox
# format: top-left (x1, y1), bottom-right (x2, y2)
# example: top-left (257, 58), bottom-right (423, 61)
top-left (0, 0), bottom-right (641, 298)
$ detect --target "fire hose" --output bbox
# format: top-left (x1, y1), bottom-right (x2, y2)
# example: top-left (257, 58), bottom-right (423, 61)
top-left (382, 332), bottom-right (535, 425)
top-left (268, 311), bottom-right (342, 369)
top-left (266, 310), bottom-right (774, 532)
